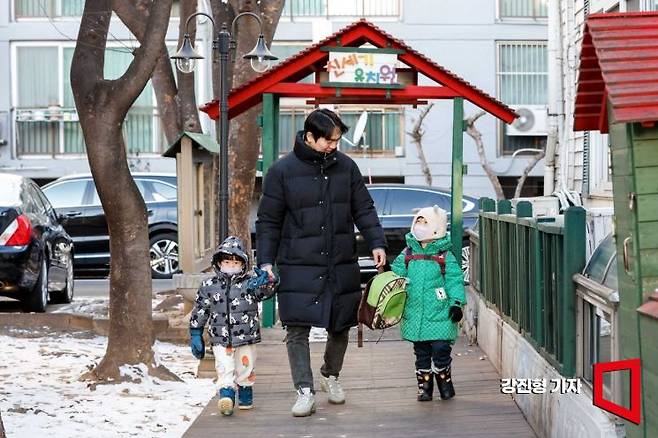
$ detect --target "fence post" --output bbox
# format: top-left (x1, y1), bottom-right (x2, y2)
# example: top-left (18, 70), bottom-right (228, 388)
top-left (515, 201), bottom-right (532, 329)
top-left (496, 200), bottom-right (511, 313)
top-left (479, 198), bottom-right (495, 303)
top-left (561, 206), bottom-right (586, 377)
top-left (532, 222), bottom-right (544, 348)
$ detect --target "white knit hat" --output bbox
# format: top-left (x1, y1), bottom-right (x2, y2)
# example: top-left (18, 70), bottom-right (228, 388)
top-left (411, 205), bottom-right (448, 241)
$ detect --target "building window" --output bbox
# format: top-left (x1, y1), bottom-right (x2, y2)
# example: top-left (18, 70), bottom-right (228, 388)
top-left (273, 108), bottom-right (403, 157)
top-left (13, 0), bottom-right (180, 18)
top-left (497, 41), bottom-right (548, 154)
top-left (281, 0), bottom-right (400, 19)
top-left (588, 132), bottom-right (612, 196)
top-left (278, 109), bottom-right (307, 154)
top-left (12, 44), bottom-right (166, 157)
top-left (14, 0), bottom-right (84, 18)
top-left (499, 0), bottom-right (548, 19)
top-left (339, 109), bottom-right (402, 157)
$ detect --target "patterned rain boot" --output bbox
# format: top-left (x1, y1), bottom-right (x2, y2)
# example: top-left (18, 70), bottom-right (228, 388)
top-left (238, 385), bottom-right (253, 410)
top-left (415, 369), bottom-right (434, 402)
top-left (435, 366), bottom-right (455, 400)
top-left (218, 387), bottom-right (236, 416)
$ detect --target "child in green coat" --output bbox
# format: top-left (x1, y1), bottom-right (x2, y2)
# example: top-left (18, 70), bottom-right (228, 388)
top-left (391, 205), bottom-right (466, 402)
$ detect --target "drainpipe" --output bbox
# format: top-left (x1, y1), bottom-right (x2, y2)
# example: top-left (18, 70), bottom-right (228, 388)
top-left (544, 0), bottom-right (562, 196)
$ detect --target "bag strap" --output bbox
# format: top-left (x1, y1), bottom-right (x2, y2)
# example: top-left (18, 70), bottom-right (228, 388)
top-left (404, 246), bottom-right (447, 277)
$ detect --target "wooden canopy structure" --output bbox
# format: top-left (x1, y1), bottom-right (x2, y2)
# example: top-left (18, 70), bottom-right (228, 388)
top-left (201, 19), bottom-right (517, 327)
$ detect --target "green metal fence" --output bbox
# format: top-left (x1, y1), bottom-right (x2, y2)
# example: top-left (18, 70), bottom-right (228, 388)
top-left (476, 197), bottom-right (586, 376)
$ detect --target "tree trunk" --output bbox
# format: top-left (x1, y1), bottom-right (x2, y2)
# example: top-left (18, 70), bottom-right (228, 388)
top-left (0, 410), bottom-right (6, 438)
top-left (176, 0), bottom-right (202, 133)
top-left (71, 0), bottom-right (178, 382)
top-left (407, 103), bottom-right (434, 187)
top-left (514, 150), bottom-right (546, 198)
top-left (465, 111), bottom-right (506, 200)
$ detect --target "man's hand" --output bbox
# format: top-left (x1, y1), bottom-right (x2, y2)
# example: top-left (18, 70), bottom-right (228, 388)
top-left (372, 248), bottom-right (387, 269)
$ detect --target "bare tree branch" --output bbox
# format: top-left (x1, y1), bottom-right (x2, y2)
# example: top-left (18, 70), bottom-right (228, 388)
top-left (514, 150), bottom-right (546, 198)
top-left (407, 103), bottom-right (434, 186)
top-left (113, 0), bottom-right (173, 113)
top-left (112, 0), bottom-right (185, 143)
top-left (464, 111), bottom-right (506, 200)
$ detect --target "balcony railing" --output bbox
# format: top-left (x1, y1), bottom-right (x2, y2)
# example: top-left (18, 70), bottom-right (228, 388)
top-left (282, 0), bottom-right (400, 19)
top-left (13, 107), bottom-right (165, 157)
top-left (476, 198), bottom-right (586, 376)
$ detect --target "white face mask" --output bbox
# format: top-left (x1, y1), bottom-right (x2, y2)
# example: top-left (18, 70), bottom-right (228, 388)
top-left (220, 266), bottom-right (242, 276)
top-left (413, 223), bottom-right (433, 241)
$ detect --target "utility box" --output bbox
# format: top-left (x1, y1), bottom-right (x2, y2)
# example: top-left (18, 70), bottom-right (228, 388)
top-left (511, 196), bottom-right (560, 218)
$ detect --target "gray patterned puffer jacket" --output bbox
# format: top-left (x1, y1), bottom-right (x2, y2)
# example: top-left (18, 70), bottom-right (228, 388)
top-left (189, 236), bottom-right (276, 348)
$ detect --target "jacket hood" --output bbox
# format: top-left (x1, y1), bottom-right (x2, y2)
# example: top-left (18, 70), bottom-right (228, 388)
top-left (212, 236), bottom-right (249, 277)
top-left (411, 205), bottom-right (448, 242)
top-left (293, 130), bottom-right (339, 165)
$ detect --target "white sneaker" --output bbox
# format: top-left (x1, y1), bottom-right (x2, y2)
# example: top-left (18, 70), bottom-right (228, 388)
top-left (319, 374), bottom-right (346, 404)
top-left (291, 387), bottom-right (316, 417)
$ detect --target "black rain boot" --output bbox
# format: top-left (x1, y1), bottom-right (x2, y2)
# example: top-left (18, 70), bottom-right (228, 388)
top-left (415, 369), bottom-right (433, 402)
top-left (435, 366), bottom-right (455, 400)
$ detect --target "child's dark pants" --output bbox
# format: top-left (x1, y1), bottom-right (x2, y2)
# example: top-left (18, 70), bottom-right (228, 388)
top-left (413, 340), bottom-right (452, 370)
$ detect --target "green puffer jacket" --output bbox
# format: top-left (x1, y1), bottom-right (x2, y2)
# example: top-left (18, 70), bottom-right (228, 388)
top-left (391, 232), bottom-right (466, 342)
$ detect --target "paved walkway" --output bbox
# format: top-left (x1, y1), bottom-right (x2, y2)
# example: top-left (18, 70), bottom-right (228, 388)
top-left (183, 328), bottom-right (536, 438)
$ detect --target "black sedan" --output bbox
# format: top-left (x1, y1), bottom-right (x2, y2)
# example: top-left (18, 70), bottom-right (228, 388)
top-left (42, 173), bottom-right (178, 279)
top-left (357, 184), bottom-right (479, 281)
top-left (0, 174), bottom-right (74, 312)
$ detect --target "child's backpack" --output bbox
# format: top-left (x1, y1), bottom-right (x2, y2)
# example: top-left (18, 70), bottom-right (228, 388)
top-left (403, 247), bottom-right (447, 276)
top-left (357, 270), bottom-right (408, 332)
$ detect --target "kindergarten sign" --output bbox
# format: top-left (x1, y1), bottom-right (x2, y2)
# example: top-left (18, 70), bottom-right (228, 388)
top-left (326, 51), bottom-right (399, 85)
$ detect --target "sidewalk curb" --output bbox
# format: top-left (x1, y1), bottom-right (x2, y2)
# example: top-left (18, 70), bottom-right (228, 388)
top-left (0, 312), bottom-right (177, 341)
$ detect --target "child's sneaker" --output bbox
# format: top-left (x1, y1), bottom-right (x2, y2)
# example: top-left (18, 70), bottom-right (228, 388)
top-left (218, 387), bottom-right (236, 416)
top-left (435, 366), bottom-right (455, 400)
top-left (238, 385), bottom-right (253, 410)
top-left (415, 369), bottom-right (433, 401)
top-left (291, 387), bottom-right (316, 417)
top-left (319, 374), bottom-right (345, 404)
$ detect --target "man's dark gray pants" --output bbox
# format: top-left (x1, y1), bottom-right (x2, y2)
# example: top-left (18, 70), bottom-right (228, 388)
top-left (285, 326), bottom-right (350, 392)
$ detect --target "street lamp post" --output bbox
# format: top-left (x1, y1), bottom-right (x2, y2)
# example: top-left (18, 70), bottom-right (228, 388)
top-left (172, 12), bottom-right (277, 243)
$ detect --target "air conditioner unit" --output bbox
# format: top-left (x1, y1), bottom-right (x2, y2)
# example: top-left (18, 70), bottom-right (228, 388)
top-left (507, 105), bottom-right (548, 136)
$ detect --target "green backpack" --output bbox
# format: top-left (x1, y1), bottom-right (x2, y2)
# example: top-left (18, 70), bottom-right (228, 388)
top-left (358, 271), bottom-right (408, 330)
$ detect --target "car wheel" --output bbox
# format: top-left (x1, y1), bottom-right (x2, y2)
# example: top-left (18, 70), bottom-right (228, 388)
top-left (50, 253), bottom-right (74, 304)
top-left (22, 257), bottom-right (49, 313)
top-left (149, 233), bottom-right (179, 279)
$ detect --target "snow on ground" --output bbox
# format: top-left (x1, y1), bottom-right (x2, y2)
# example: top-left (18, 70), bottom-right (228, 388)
top-left (0, 330), bottom-right (215, 437)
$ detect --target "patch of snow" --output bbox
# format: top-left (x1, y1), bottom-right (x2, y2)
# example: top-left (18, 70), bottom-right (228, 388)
top-left (0, 333), bottom-right (214, 437)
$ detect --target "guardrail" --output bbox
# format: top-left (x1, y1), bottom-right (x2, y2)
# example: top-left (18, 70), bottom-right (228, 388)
top-left (574, 273), bottom-right (619, 401)
top-left (476, 198), bottom-right (586, 377)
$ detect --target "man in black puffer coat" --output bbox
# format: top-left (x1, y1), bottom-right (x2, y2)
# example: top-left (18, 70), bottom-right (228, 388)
top-left (256, 109), bottom-right (386, 416)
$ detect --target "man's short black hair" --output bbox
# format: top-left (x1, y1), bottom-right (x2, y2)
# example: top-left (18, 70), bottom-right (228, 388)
top-left (304, 109), bottom-right (349, 141)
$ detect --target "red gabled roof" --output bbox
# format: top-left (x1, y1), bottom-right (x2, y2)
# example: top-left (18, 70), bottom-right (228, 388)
top-left (574, 12), bottom-right (658, 132)
top-left (201, 19), bottom-right (516, 123)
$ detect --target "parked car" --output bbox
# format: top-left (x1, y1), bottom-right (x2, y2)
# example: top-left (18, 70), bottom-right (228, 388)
top-left (249, 183), bottom-right (478, 282)
top-left (357, 184), bottom-right (479, 281)
top-left (0, 173), bottom-right (74, 312)
top-left (42, 173), bottom-right (178, 279)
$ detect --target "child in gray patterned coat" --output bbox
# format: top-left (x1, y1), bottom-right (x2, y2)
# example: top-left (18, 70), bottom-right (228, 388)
top-left (189, 235), bottom-right (278, 416)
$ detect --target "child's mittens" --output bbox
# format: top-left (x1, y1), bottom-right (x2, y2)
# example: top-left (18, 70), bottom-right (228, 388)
top-left (248, 267), bottom-right (271, 289)
top-left (448, 305), bottom-right (463, 323)
top-left (189, 328), bottom-right (205, 359)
